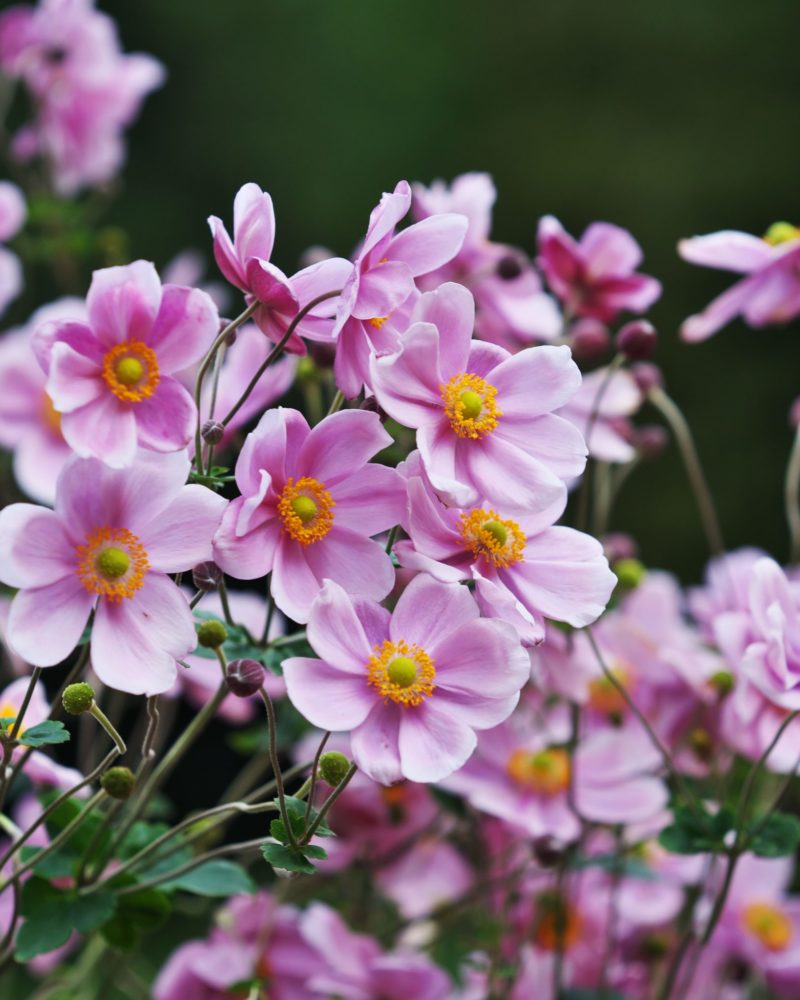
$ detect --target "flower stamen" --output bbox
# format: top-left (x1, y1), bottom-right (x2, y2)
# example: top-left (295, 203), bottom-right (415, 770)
top-left (459, 508), bottom-right (525, 567)
top-left (742, 902), bottom-right (793, 951)
top-left (506, 748), bottom-right (570, 796)
top-left (367, 639), bottom-right (436, 707)
top-left (76, 526), bottom-right (149, 602)
top-left (440, 372), bottom-right (501, 439)
top-left (102, 341), bottom-right (160, 403)
top-left (277, 477), bottom-right (335, 545)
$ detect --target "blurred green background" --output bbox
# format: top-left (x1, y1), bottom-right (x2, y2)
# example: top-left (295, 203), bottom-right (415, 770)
top-left (28, 1), bottom-right (800, 579)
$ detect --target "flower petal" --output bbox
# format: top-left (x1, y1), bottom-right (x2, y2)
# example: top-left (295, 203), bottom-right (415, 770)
top-left (390, 573), bottom-right (478, 650)
top-left (398, 702), bottom-right (476, 782)
top-left (0, 504), bottom-right (74, 588)
top-left (305, 579), bottom-right (374, 673)
top-left (141, 486), bottom-right (226, 572)
top-left (296, 409), bottom-right (392, 486)
top-left (7, 577), bottom-right (93, 666)
top-left (350, 702), bottom-right (403, 784)
top-left (283, 656), bottom-right (374, 730)
top-left (87, 261), bottom-right (162, 349)
top-left (134, 377), bottom-right (196, 453)
top-left (146, 285), bottom-right (219, 372)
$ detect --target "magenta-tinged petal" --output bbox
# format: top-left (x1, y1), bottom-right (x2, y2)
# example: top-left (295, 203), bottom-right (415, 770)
top-left (140, 486), bottom-right (226, 572)
top-left (412, 282), bottom-right (473, 377)
top-left (390, 573), bottom-right (478, 650)
top-left (680, 274), bottom-right (756, 342)
top-left (431, 618), bottom-right (530, 698)
top-left (741, 259), bottom-right (800, 326)
top-left (473, 570), bottom-right (544, 646)
top-left (134, 376), bottom-right (196, 453)
top-left (304, 528), bottom-right (396, 604)
top-left (60, 393), bottom-right (138, 468)
top-left (8, 577), bottom-right (93, 667)
top-left (91, 576), bottom-right (194, 695)
top-left (329, 464), bottom-right (406, 536)
top-left (361, 181), bottom-right (412, 258)
top-left (398, 702), bottom-right (476, 782)
top-left (86, 261), bottom-right (161, 349)
top-left (576, 774), bottom-right (668, 825)
top-left (0, 504), bottom-right (74, 588)
top-left (271, 537), bottom-right (324, 624)
top-left (678, 231), bottom-right (774, 274)
top-left (213, 501), bottom-right (281, 580)
top-left (387, 214), bottom-right (468, 277)
top-left (296, 409), bottom-right (392, 486)
top-left (33, 320), bottom-right (101, 373)
top-left (0, 181), bottom-right (25, 241)
top-left (208, 214), bottom-right (245, 288)
top-left (235, 407), bottom-right (309, 496)
top-left (46, 342), bottom-right (103, 413)
top-left (350, 703), bottom-right (403, 784)
top-left (370, 322), bottom-right (444, 428)
top-left (0, 247), bottom-right (21, 315)
top-left (581, 222), bottom-right (643, 278)
top-left (498, 411), bottom-right (588, 482)
top-left (289, 257), bottom-right (353, 310)
top-left (352, 260), bottom-right (415, 320)
top-left (435, 689), bottom-right (521, 731)
top-left (417, 421), bottom-right (477, 508)
top-left (333, 316), bottom-right (373, 399)
top-left (244, 259), bottom-right (298, 315)
top-left (489, 344), bottom-right (582, 418)
top-left (146, 285), bottom-right (219, 372)
top-left (283, 656), bottom-right (374, 730)
top-left (305, 579), bottom-right (374, 674)
top-left (404, 476), bottom-right (463, 563)
top-left (233, 182), bottom-right (275, 263)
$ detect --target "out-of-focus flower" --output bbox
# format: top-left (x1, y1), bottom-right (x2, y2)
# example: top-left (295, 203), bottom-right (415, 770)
top-left (0, 181), bottom-right (26, 316)
top-left (679, 225), bottom-right (800, 342)
top-left (557, 365), bottom-right (642, 463)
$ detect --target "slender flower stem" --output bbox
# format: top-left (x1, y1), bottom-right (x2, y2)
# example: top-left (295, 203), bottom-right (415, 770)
top-left (384, 525), bottom-right (399, 555)
top-left (576, 354), bottom-right (624, 532)
top-left (8, 667), bottom-right (42, 742)
top-left (89, 703), bottom-right (126, 755)
top-left (326, 388), bottom-right (345, 416)
top-left (259, 687), bottom-right (295, 847)
top-left (220, 290), bottom-right (342, 430)
top-left (736, 710), bottom-right (799, 831)
top-left (261, 581), bottom-right (275, 646)
top-left (194, 301), bottom-right (259, 475)
top-left (785, 424), bottom-right (800, 563)
top-left (301, 762), bottom-right (357, 843)
top-left (648, 386), bottom-right (724, 555)
top-left (115, 837), bottom-right (266, 897)
top-left (304, 731), bottom-right (330, 826)
top-left (217, 577), bottom-right (236, 628)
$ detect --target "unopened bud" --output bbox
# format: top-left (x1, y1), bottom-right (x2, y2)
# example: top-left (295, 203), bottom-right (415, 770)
top-left (197, 618), bottom-right (228, 649)
top-left (226, 658), bottom-right (264, 698)
top-left (764, 221), bottom-right (800, 246)
top-left (616, 320), bottom-right (657, 361)
top-left (201, 420), bottom-right (224, 445)
top-left (532, 835), bottom-right (566, 868)
top-left (496, 254), bottom-right (525, 281)
top-left (636, 424), bottom-right (668, 459)
top-left (62, 682), bottom-right (95, 715)
top-left (614, 557), bottom-right (646, 591)
top-left (709, 670), bottom-right (734, 697)
top-left (602, 533), bottom-right (638, 564)
top-left (318, 751), bottom-right (351, 787)
top-left (192, 561), bottom-right (223, 592)
top-left (101, 766), bottom-right (136, 800)
top-left (296, 356), bottom-right (317, 383)
top-left (360, 396), bottom-right (388, 423)
top-left (631, 361), bottom-right (663, 394)
top-left (569, 318), bottom-right (610, 362)
top-left (688, 727), bottom-right (714, 762)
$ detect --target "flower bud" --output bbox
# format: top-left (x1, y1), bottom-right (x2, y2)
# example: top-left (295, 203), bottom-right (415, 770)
top-left (360, 396), bottom-right (388, 423)
top-left (709, 670), bottom-right (734, 698)
top-left (636, 424), bottom-right (668, 459)
top-left (62, 682), bottom-right (95, 715)
top-left (532, 835), bottom-right (566, 868)
top-left (309, 342), bottom-right (336, 370)
top-left (192, 560), bottom-right (223, 592)
top-left (764, 221), bottom-right (800, 246)
top-left (688, 727), bottom-right (714, 763)
top-left (318, 751), bottom-right (351, 787)
top-left (569, 318), bottom-right (610, 361)
top-left (614, 557), bottom-right (646, 591)
top-left (201, 420), bottom-right (224, 445)
top-left (226, 658), bottom-right (264, 698)
top-left (616, 320), bottom-right (657, 361)
top-left (602, 533), bottom-right (638, 564)
top-left (101, 766), bottom-right (136, 800)
top-left (496, 254), bottom-right (525, 281)
top-left (197, 618), bottom-right (228, 649)
top-left (631, 361), bottom-right (663, 394)
top-left (295, 356), bottom-right (317, 383)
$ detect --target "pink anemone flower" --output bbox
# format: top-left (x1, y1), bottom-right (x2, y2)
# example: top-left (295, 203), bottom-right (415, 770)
top-left (0, 180), bottom-right (26, 316)
top-left (557, 365), bottom-right (643, 464)
top-left (33, 261), bottom-right (219, 467)
top-left (370, 281), bottom-right (586, 516)
top-left (282, 574), bottom-right (529, 784)
top-left (332, 179), bottom-right (468, 397)
top-left (212, 406), bottom-right (404, 624)
top-left (537, 216), bottom-right (661, 322)
top-left (0, 451), bottom-right (226, 695)
top-left (679, 225), bottom-right (800, 342)
top-left (209, 182), bottom-right (351, 353)
top-left (396, 456), bottom-right (615, 645)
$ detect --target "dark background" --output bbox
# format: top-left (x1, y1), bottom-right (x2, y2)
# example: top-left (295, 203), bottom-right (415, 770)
top-left (29, 1), bottom-right (800, 579)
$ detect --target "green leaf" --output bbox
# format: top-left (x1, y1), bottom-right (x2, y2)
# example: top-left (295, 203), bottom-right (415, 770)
top-left (261, 841), bottom-right (326, 875)
top-left (658, 804), bottom-right (735, 855)
top-left (18, 720), bottom-right (70, 747)
top-left (16, 879), bottom-right (116, 961)
top-left (100, 887), bottom-right (171, 950)
top-left (570, 853), bottom-right (656, 880)
top-left (19, 846), bottom-right (74, 879)
top-left (160, 859), bottom-right (255, 896)
top-left (747, 811), bottom-right (800, 858)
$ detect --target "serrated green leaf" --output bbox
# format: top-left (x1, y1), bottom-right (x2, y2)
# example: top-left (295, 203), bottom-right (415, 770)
top-left (19, 720), bottom-right (70, 747)
top-left (160, 859), bottom-right (255, 896)
top-left (16, 879), bottom-right (116, 961)
top-left (261, 841), bottom-right (325, 875)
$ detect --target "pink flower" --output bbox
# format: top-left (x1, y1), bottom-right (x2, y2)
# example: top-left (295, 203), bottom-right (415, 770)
top-left (412, 172), bottom-right (562, 349)
top-left (0, 0), bottom-right (164, 194)
top-left (0, 450), bottom-right (226, 695)
top-left (370, 282), bottom-right (586, 516)
top-left (557, 365), bottom-right (642, 464)
top-left (212, 407), bottom-right (403, 623)
top-left (0, 181), bottom-right (26, 316)
top-left (208, 182), bottom-right (351, 353)
top-left (33, 261), bottom-right (219, 467)
top-left (332, 180), bottom-right (468, 397)
top-left (537, 216), bottom-right (661, 322)
top-left (679, 227), bottom-right (800, 342)
top-left (282, 574), bottom-right (529, 783)
top-left (396, 455), bottom-right (615, 644)
top-left (0, 300), bottom-right (84, 504)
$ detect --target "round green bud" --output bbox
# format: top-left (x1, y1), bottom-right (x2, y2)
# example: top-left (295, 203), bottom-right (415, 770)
top-left (318, 751), bottom-right (351, 787)
top-left (101, 766), bottom-right (136, 800)
top-left (764, 221), bottom-right (799, 246)
top-left (62, 682), bottom-right (95, 715)
top-left (295, 356), bottom-right (317, 382)
top-left (709, 670), bottom-right (735, 697)
top-left (197, 618), bottom-right (228, 649)
top-left (614, 557), bottom-right (646, 591)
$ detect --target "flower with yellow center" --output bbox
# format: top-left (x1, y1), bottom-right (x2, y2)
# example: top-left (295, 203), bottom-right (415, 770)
top-left (742, 902), bottom-right (793, 952)
top-left (41, 392), bottom-right (62, 436)
top-left (277, 477), bottom-right (335, 545)
top-left (588, 662), bottom-right (633, 716)
top-left (533, 893), bottom-right (583, 951)
top-left (440, 372), bottom-right (501, 439)
top-left (76, 526), bottom-right (149, 602)
top-left (367, 639), bottom-right (436, 707)
top-left (368, 315), bottom-right (389, 329)
top-left (0, 701), bottom-right (24, 737)
top-left (459, 508), bottom-right (525, 568)
top-left (506, 747), bottom-right (571, 796)
top-left (102, 341), bottom-right (160, 403)
top-left (764, 222), bottom-right (800, 247)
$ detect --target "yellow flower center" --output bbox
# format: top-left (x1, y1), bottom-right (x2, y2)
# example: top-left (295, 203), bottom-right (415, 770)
top-left (41, 392), bottom-right (62, 436)
top-left (587, 663), bottom-right (633, 716)
top-left (742, 902), bottom-right (793, 951)
top-left (102, 341), bottom-right (160, 403)
top-left (459, 508), bottom-right (525, 568)
top-left (763, 221), bottom-right (800, 246)
top-left (367, 639), bottom-right (436, 707)
top-left (440, 372), bottom-right (501, 439)
top-left (368, 315), bottom-right (389, 329)
top-left (0, 701), bottom-right (25, 737)
top-left (277, 477), bottom-right (335, 545)
top-left (507, 748), bottom-right (571, 796)
top-left (76, 526), bottom-right (149, 602)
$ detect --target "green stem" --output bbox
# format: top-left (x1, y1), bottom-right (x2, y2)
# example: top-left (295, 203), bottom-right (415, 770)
top-left (89, 703), bottom-right (126, 755)
top-left (10, 790), bottom-right (106, 885)
top-left (303, 731), bottom-right (330, 826)
top-left (301, 762), bottom-right (357, 844)
top-left (115, 837), bottom-right (266, 897)
top-left (259, 687), bottom-right (295, 847)
top-left (326, 388), bottom-right (345, 416)
top-left (785, 424), bottom-right (800, 563)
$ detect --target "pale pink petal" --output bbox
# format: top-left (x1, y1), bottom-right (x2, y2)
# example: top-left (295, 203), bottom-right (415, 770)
top-left (303, 528), bottom-right (395, 604)
top-left (134, 377), bottom-right (196, 453)
top-left (387, 214), bottom-right (468, 276)
top-left (412, 282), bottom-right (473, 377)
top-left (232, 183), bottom-right (275, 263)
top-left (146, 285), bottom-right (219, 372)
top-left (390, 574), bottom-right (478, 650)
top-left (489, 344), bottom-right (582, 418)
top-left (8, 577), bottom-right (93, 667)
top-left (0, 248), bottom-right (21, 315)
top-left (404, 476), bottom-right (463, 562)
top-left (431, 618), bottom-right (530, 698)
top-left (352, 260), bottom-right (414, 320)
top-left (86, 261), bottom-right (161, 349)
top-left (60, 393), bottom-right (138, 468)
top-left (0, 181), bottom-right (26, 241)
top-left (271, 537), bottom-right (323, 624)
top-left (329, 464), bottom-right (406, 535)
top-left (576, 775), bottom-right (668, 825)
top-left (296, 409), bottom-right (392, 486)
top-left (213, 502), bottom-right (281, 580)
top-left (398, 702), bottom-right (476, 781)
top-left (370, 322), bottom-right (444, 428)
top-left (289, 257), bottom-right (353, 309)
top-left (350, 703), bottom-right (403, 784)
top-left (208, 215), bottom-right (245, 289)
top-left (0, 504), bottom-right (74, 588)
top-left (306, 579), bottom-right (374, 674)
top-left (283, 656), bottom-right (374, 730)
top-left (417, 421), bottom-right (477, 508)
top-left (46, 342), bottom-right (103, 413)
top-left (140, 486), bottom-right (226, 572)
top-left (235, 407), bottom-right (308, 496)
top-left (362, 181), bottom-right (412, 257)
top-left (680, 275), bottom-right (756, 342)
top-left (678, 232), bottom-right (774, 274)
top-left (581, 222), bottom-right (643, 278)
